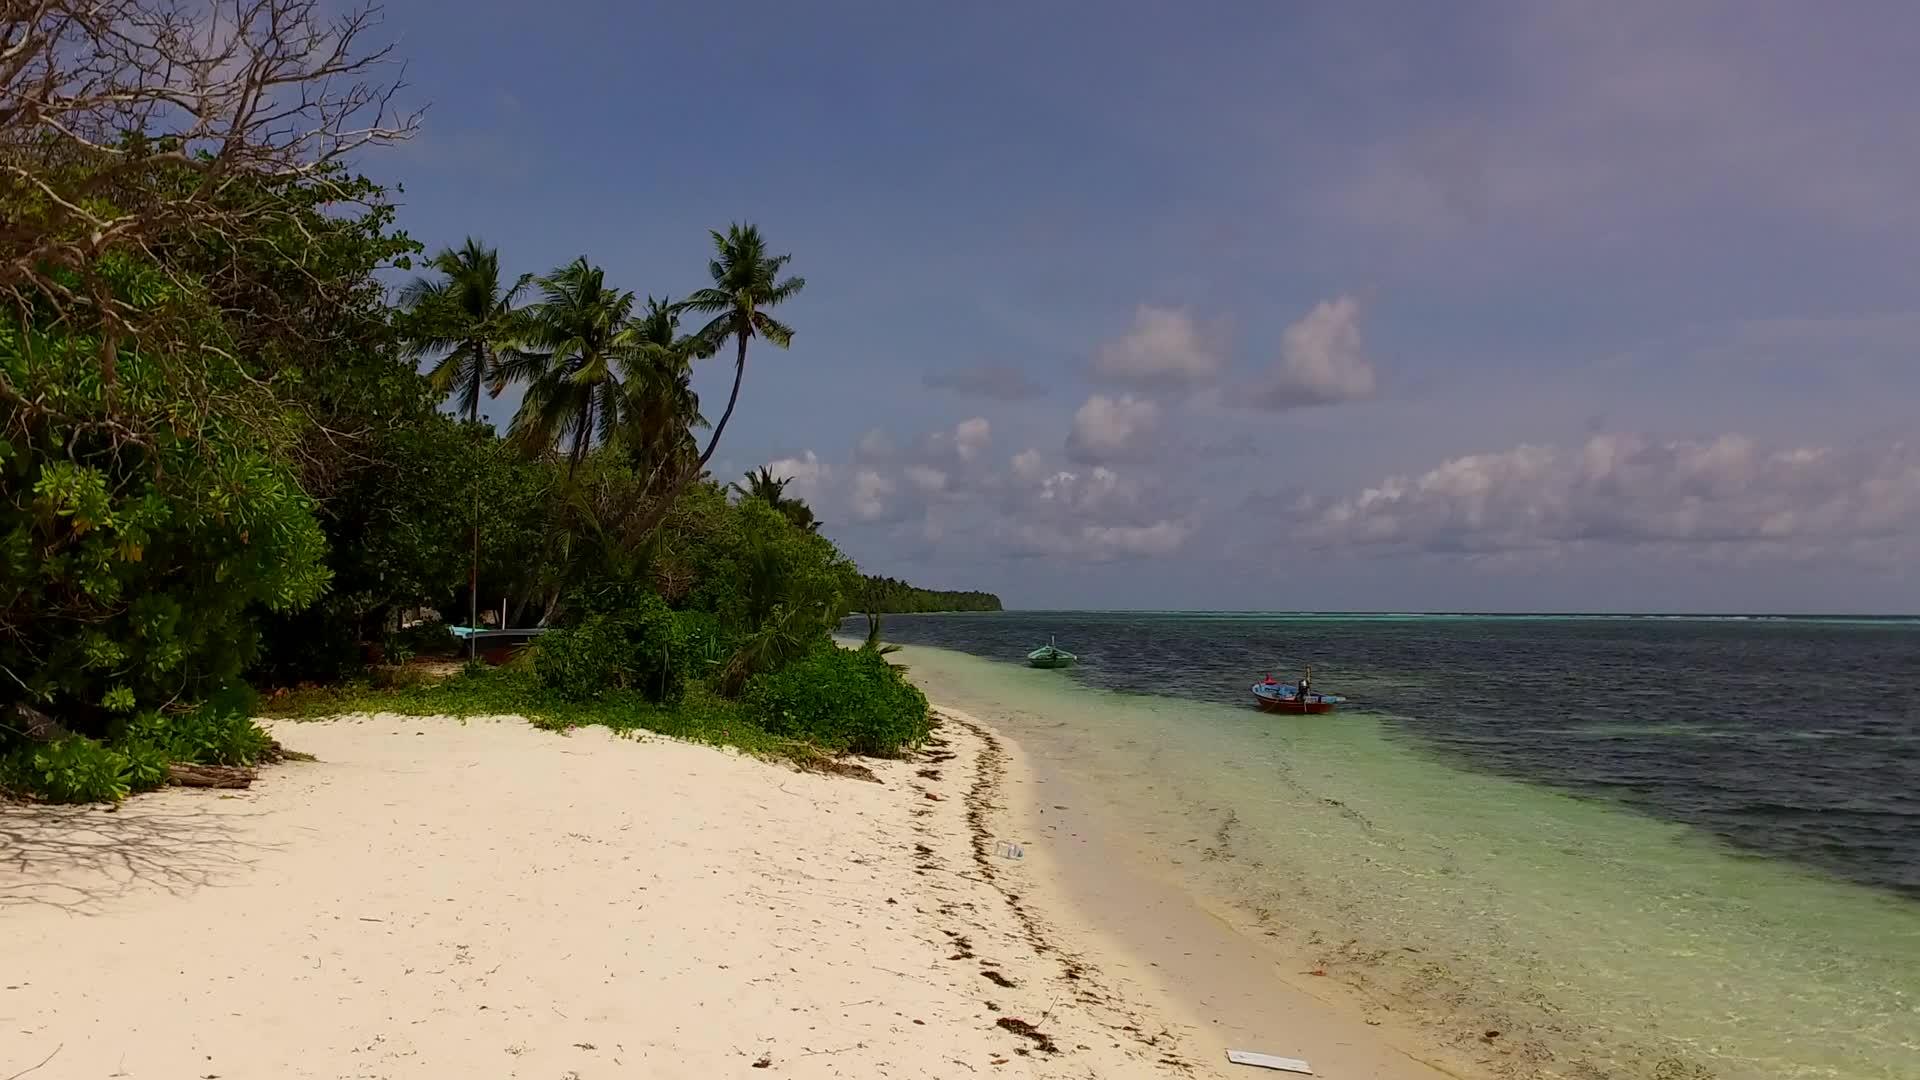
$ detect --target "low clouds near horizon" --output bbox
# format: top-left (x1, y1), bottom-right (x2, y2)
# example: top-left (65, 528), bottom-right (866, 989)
top-left (755, 426), bottom-right (1920, 588)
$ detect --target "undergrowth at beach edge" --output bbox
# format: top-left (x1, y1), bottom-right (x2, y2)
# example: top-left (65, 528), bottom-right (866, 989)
top-left (258, 653), bottom-right (926, 778)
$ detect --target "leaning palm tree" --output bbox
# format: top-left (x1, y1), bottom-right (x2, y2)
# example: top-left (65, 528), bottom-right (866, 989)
top-left (397, 238), bottom-right (532, 423)
top-left (497, 258), bottom-right (638, 469)
top-left (677, 223), bottom-right (805, 469)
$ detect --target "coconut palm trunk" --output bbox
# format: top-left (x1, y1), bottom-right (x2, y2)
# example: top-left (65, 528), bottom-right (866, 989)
top-left (571, 400), bottom-right (594, 473)
top-left (699, 331), bottom-right (750, 468)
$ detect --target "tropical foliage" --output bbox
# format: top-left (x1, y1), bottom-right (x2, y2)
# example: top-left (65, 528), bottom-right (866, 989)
top-left (1, 230), bottom-right (331, 735)
top-left (400, 239), bottom-right (532, 423)
top-left (744, 647), bottom-right (931, 757)
top-left (0, 0), bottom-right (976, 804)
top-left (732, 467), bottom-right (820, 533)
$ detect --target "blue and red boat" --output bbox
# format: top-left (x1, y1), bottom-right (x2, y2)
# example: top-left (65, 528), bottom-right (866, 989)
top-left (1250, 673), bottom-right (1346, 714)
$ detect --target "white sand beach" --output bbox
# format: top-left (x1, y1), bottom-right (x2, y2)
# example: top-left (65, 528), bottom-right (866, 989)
top-left (3, 709), bottom-right (1452, 1079)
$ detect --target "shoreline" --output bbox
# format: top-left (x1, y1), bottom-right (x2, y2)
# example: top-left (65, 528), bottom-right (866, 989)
top-left (963, 707), bottom-right (1472, 1080)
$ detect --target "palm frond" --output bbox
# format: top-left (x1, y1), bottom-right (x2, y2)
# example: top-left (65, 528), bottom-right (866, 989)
top-left (675, 287), bottom-right (735, 315)
top-left (493, 347), bottom-right (554, 392)
top-left (766, 276), bottom-right (806, 304)
top-left (750, 312), bottom-right (796, 348)
top-left (396, 274), bottom-right (448, 312)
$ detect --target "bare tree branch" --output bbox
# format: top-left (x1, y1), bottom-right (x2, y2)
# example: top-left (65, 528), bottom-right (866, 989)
top-left (0, 0), bottom-right (419, 341)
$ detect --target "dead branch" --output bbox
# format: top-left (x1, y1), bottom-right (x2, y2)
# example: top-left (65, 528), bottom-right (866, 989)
top-left (165, 761), bottom-right (255, 787)
top-left (0, 0), bottom-right (420, 331)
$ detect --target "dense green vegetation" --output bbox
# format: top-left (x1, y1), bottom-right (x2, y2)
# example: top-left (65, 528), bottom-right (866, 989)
top-left (262, 661), bottom-right (811, 764)
top-left (860, 575), bottom-right (1005, 613)
top-left (0, 1), bottom-right (980, 803)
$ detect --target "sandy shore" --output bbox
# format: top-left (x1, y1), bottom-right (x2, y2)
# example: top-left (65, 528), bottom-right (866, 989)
top-left (3, 708), bottom-right (1448, 1079)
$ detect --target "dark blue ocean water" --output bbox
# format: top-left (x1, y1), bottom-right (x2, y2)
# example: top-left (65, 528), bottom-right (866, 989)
top-left (854, 612), bottom-right (1920, 898)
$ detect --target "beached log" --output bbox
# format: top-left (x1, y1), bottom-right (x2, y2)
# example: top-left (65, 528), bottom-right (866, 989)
top-left (167, 763), bottom-right (257, 789)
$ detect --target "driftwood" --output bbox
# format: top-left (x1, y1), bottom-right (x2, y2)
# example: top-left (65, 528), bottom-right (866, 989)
top-left (167, 763), bottom-right (257, 789)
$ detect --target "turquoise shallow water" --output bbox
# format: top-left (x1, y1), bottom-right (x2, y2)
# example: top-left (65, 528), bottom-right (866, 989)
top-left (887, 636), bottom-right (1920, 1080)
top-left (870, 612), bottom-right (1920, 896)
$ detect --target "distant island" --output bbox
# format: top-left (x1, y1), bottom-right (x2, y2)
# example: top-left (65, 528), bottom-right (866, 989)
top-left (861, 575), bottom-right (1003, 613)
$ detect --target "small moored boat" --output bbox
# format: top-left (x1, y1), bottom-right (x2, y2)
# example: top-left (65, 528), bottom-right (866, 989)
top-left (1250, 675), bottom-right (1345, 714)
top-left (1027, 638), bottom-right (1077, 669)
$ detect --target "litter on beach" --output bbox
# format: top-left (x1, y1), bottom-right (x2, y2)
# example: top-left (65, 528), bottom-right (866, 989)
top-left (993, 840), bottom-right (1025, 860)
top-left (1227, 1049), bottom-right (1313, 1073)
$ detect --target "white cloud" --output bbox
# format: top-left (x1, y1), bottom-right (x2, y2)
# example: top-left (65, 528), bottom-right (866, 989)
top-left (821, 419), bottom-right (1202, 564)
top-left (999, 518), bottom-right (1193, 561)
top-left (851, 468), bottom-right (894, 521)
top-left (862, 418), bottom-right (995, 468)
top-left (1245, 295), bottom-right (1378, 409)
top-left (761, 450), bottom-right (831, 503)
top-left (1035, 466), bottom-right (1140, 517)
top-left (1300, 433), bottom-right (1920, 561)
top-left (903, 464), bottom-right (949, 494)
top-left (1090, 306), bottom-right (1223, 384)
top-left (954, 417), bottom-right (991, 461)
top-left (1083, 521), bottom-right (1191, 558)
top-left (854, 429), bottom-right (895, 462)
top-left (1066, 393), bottom-right (1161, 463)
top-left (994, 456), bottom-right (1194, 560)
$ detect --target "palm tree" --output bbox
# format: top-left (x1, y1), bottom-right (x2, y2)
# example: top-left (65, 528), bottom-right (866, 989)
top-left (397, 238), bottom-right (531, 423)
top-left (730, 466), bottom-right (821, 533)
top-left (731, 465), bottom-right (791, 505)
top-left (396, 239), bottom-right (532, 653)
top-left (497, 258), bottom-right (638, 469)
top-left (678, 223), bottom-right (805, 469)
top-left (614, 295), bottom-right (706, 481)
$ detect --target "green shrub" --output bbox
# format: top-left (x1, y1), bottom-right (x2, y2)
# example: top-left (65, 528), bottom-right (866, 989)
top-left (743, 647), bottom-right (930, 757)
top-left (3, 736), bottom-right (132, 803)
top-left (174, 709), bottom-right (274, 766)
top-left (123, 740), bottom-right (172, 793)
top-left (122, 706), bottom-right (273, 766)
top-left (672, 609), bottom-right (736, 678)
top-left (1, 273), bottom-right (330, 732)
top-left (535, 618), bottom-right (627, 701)
top-left (536, 588), bottom-right (689, 704)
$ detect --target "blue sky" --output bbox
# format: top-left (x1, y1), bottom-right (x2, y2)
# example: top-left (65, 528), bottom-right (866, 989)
top-left (368, 0), bottom-right (1920, 612)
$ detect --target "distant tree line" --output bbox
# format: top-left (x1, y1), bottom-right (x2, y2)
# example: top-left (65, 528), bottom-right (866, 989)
top-left (860, 576), bottom-right (1003, 613)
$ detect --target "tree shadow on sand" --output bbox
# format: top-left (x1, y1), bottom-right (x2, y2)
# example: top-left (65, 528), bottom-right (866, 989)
top-left (0, 798), bottom-right (276, 916)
